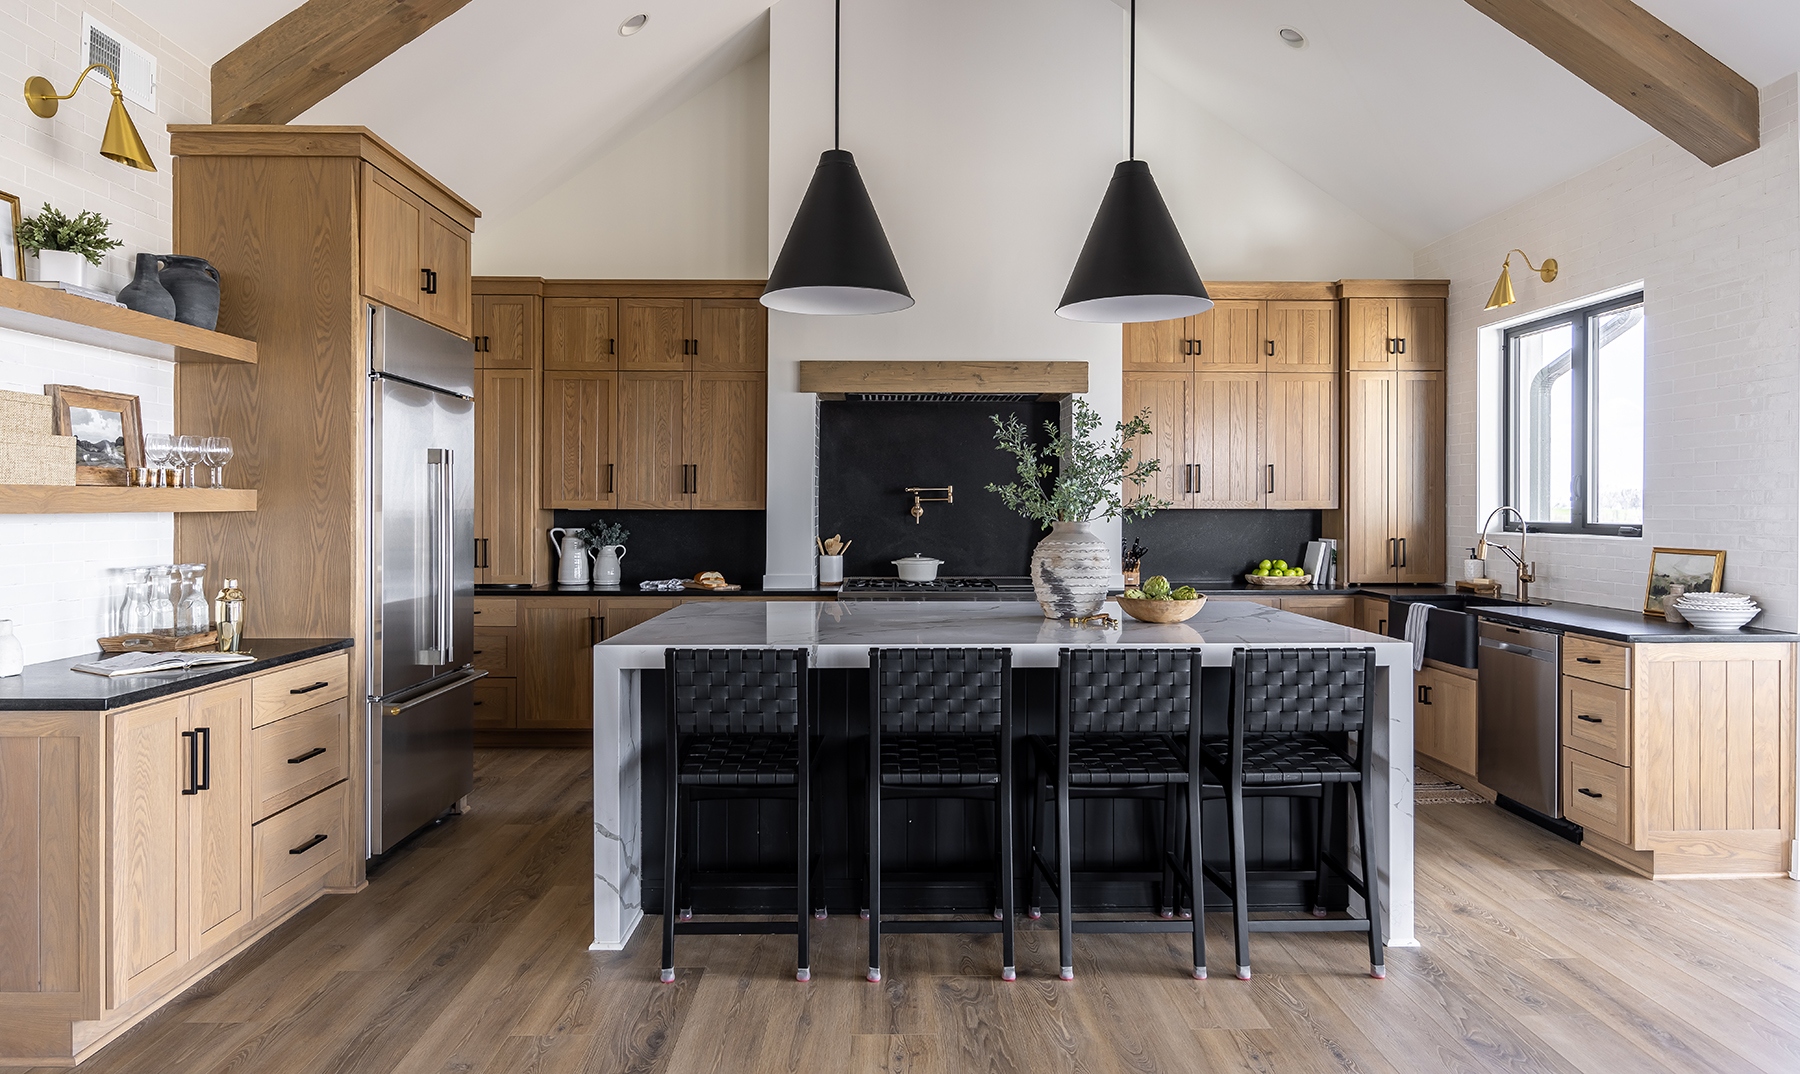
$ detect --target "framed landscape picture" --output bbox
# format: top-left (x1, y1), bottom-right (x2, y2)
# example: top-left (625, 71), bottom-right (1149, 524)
top-left (0, 190), bottom-right (20, 281)
top-left (47, 384), bottom-right (143, 485)
top-left (1644, 547), bottom-right (1725, 617)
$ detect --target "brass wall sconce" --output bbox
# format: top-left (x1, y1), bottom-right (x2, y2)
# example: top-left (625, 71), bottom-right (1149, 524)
top-left (1485, 249), bottom-right (1556, 310)
top-left (904, 486), bottom-right (953, 524)
top-left (23, 64), bottom-right (156, 172)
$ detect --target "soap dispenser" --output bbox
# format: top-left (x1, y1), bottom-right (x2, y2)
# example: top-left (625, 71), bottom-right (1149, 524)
top-left (1463, 547), bottom-right (1485, 581)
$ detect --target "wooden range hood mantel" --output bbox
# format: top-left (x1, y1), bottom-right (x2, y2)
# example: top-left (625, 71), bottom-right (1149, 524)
top-left (796, 360), bottom-right (1088, 399)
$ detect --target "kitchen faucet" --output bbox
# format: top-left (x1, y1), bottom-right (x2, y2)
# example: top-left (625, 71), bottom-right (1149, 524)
top-left (1477, 506), bottom-right (1536, 603)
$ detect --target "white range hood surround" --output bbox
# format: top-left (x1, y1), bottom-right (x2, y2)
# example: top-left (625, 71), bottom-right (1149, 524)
top-left (762, 0), bottom-right (1127, 588)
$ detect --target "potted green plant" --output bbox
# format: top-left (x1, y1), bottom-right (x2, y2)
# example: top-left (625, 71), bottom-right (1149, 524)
top-left (986, 399), bottom-right (1168, 618)
top-left (18, 204), bottom-right (123, 289)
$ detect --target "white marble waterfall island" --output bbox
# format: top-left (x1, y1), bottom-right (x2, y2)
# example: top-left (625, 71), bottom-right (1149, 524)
top-left (590, 600), bottom-right (1417, 951)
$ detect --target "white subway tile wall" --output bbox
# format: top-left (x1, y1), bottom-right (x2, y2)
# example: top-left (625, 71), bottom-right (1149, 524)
top-left (1416, 76), bottom-right (1800, 631)
top-left (0, 1), bottom-right (209, 662)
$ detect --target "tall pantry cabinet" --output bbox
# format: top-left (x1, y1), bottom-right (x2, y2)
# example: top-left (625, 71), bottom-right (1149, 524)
top-left (472, 280), bottom-right (548, 586)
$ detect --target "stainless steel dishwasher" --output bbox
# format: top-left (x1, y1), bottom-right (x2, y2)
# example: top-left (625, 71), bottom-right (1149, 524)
top-left (1477, 620), bottom-right (1562, 818)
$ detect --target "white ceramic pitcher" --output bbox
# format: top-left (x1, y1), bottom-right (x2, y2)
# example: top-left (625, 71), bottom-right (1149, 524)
top-left (593, 544), bottom-right (626, 586)
top-left (548, 528), bottom-right (596, 586)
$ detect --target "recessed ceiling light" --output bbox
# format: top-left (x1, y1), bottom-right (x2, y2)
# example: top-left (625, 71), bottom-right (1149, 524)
top-left (1278, 27), bottom-right (1307, 49)
top-left (619, 14), bottom-right (648, 36)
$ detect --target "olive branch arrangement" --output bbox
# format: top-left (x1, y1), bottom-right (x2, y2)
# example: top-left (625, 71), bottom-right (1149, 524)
top-left (985, 399), bottom-right (1170, 528)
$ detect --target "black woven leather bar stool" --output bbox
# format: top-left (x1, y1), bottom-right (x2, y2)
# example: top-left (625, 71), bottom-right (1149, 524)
top-left (866, 647), bottom-right (1015, 983)
top-left (662, 648), bottom-right (820, 983)
top-left (1202, 647), bottom-right (1384, 981)
top-left (1027, 648), bottom-right (1206, 981)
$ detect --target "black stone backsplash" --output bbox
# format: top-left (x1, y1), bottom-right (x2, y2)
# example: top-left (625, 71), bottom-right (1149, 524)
top-left (550, 509), bottom-right (765, 583)
top-left (819, 399), bottom-right (1058, 577)
top-left (1123, 509), bottom-right (1322, 583)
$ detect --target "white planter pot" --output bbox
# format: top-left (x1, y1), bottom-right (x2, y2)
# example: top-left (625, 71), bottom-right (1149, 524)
top-left (29, 249), bottom-right (89, 288)
top-left (1031, 520), bottom-right (1112, 618)
top-left (593, 544), bottom-right (626, 586)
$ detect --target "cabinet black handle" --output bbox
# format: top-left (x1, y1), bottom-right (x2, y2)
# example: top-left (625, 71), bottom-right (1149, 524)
top-left (1577, 788), bottom-right (1603, 799)
top-left (289, 833), bottom-right (328, 855)
top-left (1266, 464), bottom-right (1275, 494)
top-left (607, 463), bottom-right (615, 495)
top-left (290, 681), bottom-right (330, 695)
top-left (1397, 338), bottom-right (1406, 354)
top-left (589, 616), bottom-right (602, 645)
top-left (288, 746), bottom-right (328, 764)
top-left (1399, 537), bottom-right (1407, 568)
top-left (1194, 339), bottom-right (1201, 356)
top-left (1265, 339), bottom-right (1275, 357)
top-left (1378, 619), bottom-right (1387, 633)
top-left (1576, 657), bottom-right (1602, 665)
top-left (195, 727), bottom-right (211, 792)
top-left (422, 269), bottom-right (432, 293)
top-left (1417, 685), bottom-right (1431, 704)
top-left (1576, 714), bottom-right (1604, 724)
top-left (181, 730), bottom-right (200, 795)
top-left (609, 338), bottom-right (616, 355)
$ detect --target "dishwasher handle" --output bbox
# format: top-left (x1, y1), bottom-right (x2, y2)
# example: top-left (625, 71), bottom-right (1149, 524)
top-left (1478, 636), bottom-right (1557, 662)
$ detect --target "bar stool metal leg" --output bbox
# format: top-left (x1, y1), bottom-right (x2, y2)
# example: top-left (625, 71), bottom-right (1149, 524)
top-left (661, 754), bottom-right (679, 984)
top-left (867, 722), bottom-right (882, 983)
top-left (1027, 771), bottom-right (1047, 919)
top-left (1227, 776), bottom-right (1251, 980)
top-left (797, 743), bottom-right (812, 982)
top-left (1356, 778), bottom-right (1385, 978)
top-left (1187, 767), bottom-right (1206, 979)
top-left (1001, 737), bottom-right (1016, 982)
top-left (1057, 761), bottom-right (1074, 981)
top-left (1312, 783), bottom-right (1336, 917)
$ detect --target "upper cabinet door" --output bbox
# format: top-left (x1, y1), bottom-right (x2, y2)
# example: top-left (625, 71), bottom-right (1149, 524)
top-left (1198, 300), bottom-right (1267, 371)
top-left (620, 299), bottom-right (691, 371)
top-left (693, 299), bottom-right (767, 372)
top-left (1122, 317), bottom-right (1193, 372)
top-left (1397, 298), bottom-right (1447, 371)
top-left (544, 298), bottom-right (619, 370)
top-left (1191, 372), bottom-right (1265, 508)
top-left (1265, 372), bottom-right (1338, 510)
top-left (541, 371), bottom-right (616, 510)
top-left (360, 166), bottom-right (422, 317)
top-left (1344, 298), bottom-right (1398, 371)
top-left (1267, 301), bottom-right (1338, 372)
top-left (474, 295), bottom-right (538, 369)
top-left (187, 682), bottom-right (252, 960)
top-left (692, 372), bottom-right (766, 509)
top-left (419, 208), bottom-right (471, 337)
top-left (617, 372), bottom-right (690, 508)
top-left (1122, 372), bottom-right (1192, 508)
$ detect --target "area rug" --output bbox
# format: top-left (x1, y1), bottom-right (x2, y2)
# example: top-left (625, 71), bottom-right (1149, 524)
top-left (1415, 767), bottom-right (1487, 805)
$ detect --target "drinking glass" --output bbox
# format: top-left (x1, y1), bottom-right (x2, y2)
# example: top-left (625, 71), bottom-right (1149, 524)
top-left (143, 433), bottom-right (171, 488)
top-left (177, 565), bottom-right (209, 635)
top-left (175, 436), bottom-right (202, 488)
top-left (150, 566), bottom-right (177, 635)
top-left (202, 436), bottom-right (234, 488)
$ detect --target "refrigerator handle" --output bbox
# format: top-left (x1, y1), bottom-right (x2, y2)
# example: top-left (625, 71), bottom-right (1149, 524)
top-left (422, 448), bottom-right (455, 665)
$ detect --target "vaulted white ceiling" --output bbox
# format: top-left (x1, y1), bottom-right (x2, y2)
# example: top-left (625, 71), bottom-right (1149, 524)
top-left (120, 0), bottom-right (1800, 247)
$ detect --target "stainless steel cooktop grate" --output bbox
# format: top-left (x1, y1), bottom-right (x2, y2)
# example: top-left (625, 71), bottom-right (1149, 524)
top-left (841, 392), bottom-right (1041, 403)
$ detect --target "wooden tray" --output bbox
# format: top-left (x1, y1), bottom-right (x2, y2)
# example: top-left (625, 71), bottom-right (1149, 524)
top-left (98, 629), bottom-right (219, 653)
top-left (683, 581), bottom-right (742, 592)
top-left (1243, 574), bottom-right (1313, 587)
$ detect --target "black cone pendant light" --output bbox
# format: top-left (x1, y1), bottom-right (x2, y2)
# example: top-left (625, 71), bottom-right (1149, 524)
top-left (761, 0), bottom-right (912, 315)
top-left (1057, 0), bottom-right (1210, 323)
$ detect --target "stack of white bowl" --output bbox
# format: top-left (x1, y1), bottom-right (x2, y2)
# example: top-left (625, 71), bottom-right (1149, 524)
top-left (1671, 592), bottom-right (1760, 631)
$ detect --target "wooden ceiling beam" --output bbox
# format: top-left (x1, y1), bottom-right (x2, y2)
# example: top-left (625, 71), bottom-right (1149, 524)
top-left (211, 0), bottom-right (477, 125)
top-left (1463, 0), bottom-right (1759, 166)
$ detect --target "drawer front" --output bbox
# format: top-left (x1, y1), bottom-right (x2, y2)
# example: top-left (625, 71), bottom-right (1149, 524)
top-left (474, 597), bottom-right (518, 626)
top-left (253, 653), bottom-right (351, 728)
top-left (1562, 678), bottom-right (1632, 767)
top-left (253, 782), bottom-right (348, 919)
top-left (473, 677), bottom-right (517, 729)
top-left (1563, 634), bottom-right (1630, 688)
top-left (1563, 749), bottom-right (1632, 846)
top-left (253, 698), bottom-right (350, 821)
top-left (472, 627), bottom-right (517, 676)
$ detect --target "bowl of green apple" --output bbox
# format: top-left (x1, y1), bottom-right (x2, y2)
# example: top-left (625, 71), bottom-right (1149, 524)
top-left (1245, 559), bottom-right (1312, 586)
top-left (1116, 575), bottom-right (1206, 623)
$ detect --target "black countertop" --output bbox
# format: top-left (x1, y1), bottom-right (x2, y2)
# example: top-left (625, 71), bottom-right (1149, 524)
top-left (0, 638), bottom-right (354, 712)
top-left (1464, 601), bottom-right (1799, 644)
top-left (476, 583), bottom-right (840, 598)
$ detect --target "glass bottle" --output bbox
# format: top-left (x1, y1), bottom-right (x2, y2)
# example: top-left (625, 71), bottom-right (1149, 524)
top-left (149, 566), bottom-right (177, 636)
top-left (121, 570), bottom-right (154, 635)
top-left (177, 564), bottom-right (210, 636)
top-left (214, 579), bottom-right (246, 652)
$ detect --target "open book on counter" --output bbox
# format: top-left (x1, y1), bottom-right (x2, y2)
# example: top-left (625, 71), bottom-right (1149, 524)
top-left (73, 650), bottom-right (256, 677)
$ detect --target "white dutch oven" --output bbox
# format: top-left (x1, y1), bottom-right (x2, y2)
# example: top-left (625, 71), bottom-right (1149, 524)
top-left (893, 553), bottom-right (944, 582)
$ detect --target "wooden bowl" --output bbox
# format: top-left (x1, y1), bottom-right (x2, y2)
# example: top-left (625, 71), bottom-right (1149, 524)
top-left (1243, 573), bottom-right (1313, 587)
top-left (1116, 595), bottom-right (1206, 624)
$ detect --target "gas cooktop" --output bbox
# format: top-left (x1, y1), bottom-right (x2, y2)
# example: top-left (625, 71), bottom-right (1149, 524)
top-left (837, 576), bottom-right (1036, 600)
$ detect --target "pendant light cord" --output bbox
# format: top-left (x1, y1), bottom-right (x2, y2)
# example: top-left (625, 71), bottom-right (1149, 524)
top-left (1129, 0), bottom-right (1136, 160)
top-left (834, 0), bottom-right (841, 150)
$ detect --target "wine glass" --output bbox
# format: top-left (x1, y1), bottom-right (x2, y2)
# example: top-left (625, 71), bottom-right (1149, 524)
top-left (172, 436), bottom-right (200, 488)
top-left (143, 433), bottom-right (171, 488)
top-left (202, 436), bottom-right (234, 489)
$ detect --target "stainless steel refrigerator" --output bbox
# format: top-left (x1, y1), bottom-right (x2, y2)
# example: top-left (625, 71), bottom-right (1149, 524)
top-left (366, 304), bottom-right (484, 855)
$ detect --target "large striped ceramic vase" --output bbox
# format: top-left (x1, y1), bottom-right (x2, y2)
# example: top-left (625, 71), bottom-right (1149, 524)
top-left (1031, 520), bottom-right (1112, 618)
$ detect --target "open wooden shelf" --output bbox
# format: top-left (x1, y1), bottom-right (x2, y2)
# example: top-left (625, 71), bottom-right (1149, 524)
top-left (0, 275), bottom-right (257, 365)
top-left (0, 485), bottom-right (257, 514)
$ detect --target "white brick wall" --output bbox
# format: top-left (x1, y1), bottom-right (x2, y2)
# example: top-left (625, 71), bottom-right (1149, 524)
top-left (1416, 75), bottom-right (1800, 630)
top-left (0, 0), bottom-right (209, 662)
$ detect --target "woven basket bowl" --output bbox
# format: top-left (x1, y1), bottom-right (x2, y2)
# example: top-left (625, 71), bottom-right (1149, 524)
top-left (1116, 596), bottom-right (1206, 624)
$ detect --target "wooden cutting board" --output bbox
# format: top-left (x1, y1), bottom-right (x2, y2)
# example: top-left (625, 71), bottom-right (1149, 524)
top-left (683, 581), bottom-right (743, 592)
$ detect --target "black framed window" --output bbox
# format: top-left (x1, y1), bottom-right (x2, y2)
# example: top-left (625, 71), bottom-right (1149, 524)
top-left (1501, 292), bottom-right (1644, 536)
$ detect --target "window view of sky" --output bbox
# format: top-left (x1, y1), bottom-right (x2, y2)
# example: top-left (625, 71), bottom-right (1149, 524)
top-left (1592, 310), bottom-right (1644, 524)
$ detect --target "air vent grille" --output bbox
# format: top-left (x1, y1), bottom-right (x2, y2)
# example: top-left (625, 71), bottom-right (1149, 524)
top-left (843, 392), bottom-right (1040, 403)
top-left (84, 16), bottom-right (155, 111)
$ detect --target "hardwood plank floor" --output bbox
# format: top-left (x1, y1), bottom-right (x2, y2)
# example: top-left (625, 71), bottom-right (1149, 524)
top-left (15, 747), bottom-right (1799, 1074)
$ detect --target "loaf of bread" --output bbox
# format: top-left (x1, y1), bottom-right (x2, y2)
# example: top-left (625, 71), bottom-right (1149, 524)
top-left (693, 571), bottom-right (727, 588)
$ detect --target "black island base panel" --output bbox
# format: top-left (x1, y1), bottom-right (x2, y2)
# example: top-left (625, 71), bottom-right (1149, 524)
top-left (639, 667), bottom-right (1350, 916)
